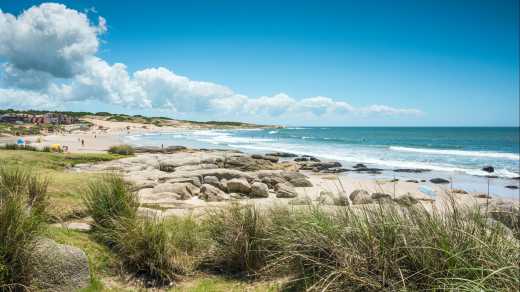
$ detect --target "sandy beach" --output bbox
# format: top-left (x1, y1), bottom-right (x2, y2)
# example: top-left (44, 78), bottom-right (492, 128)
top-left (1, 118), bottom-right (516, 216)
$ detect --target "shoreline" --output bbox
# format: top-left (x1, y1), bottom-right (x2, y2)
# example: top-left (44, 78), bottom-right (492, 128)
top-left (1, 118), bottom-right (518, 200)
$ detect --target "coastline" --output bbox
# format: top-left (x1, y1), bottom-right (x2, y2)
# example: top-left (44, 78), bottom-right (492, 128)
top-left (1, 118), bottom-right (518, 201)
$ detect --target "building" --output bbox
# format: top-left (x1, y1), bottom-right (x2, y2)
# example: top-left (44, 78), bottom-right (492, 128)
top-left (0, 113), bottom-right (79, 125)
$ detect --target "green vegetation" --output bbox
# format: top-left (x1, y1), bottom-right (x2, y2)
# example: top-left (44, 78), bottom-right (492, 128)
top-left (1, 149), bottom-right (518, 291)
top-left (204, 204), bottom-right (271, 277)
top-left (0, 167), bottom-right (48, 290)
top-left (108, 145), bottom-right (135, 155)
top-left (0, 149), bottom-right (123, 220)
top-left (0, 122), bottom-right (64, 136)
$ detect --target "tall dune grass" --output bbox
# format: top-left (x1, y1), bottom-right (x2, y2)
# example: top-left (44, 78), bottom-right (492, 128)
top-left (0, 167), bottom-right (48, 291)
top-left (83, 175), bottom-right (205, 285)
top-left (264, 202), bottom-right (520, 291)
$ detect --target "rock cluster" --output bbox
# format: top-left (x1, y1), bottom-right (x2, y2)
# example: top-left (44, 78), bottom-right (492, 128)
top-left (74, 150), bottom-right (312, 207)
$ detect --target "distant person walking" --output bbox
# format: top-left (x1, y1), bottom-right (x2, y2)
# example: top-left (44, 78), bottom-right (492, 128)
top-left (81, 139), bottom-right (85, 147)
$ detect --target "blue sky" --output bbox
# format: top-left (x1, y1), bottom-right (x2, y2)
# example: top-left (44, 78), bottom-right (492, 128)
top-left (0, 0), bottom-right (518, 126)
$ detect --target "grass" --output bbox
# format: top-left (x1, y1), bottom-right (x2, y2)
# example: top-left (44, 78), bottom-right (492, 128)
top-left (263, 202), bottom-right (520, 291)
top-left (108, 145), bottom-right (135, 156)
top-left (203, 204), bottom-right (272, 278)
top-left (0, 149), bottom-right (123, 220)
top-left (0, 166), bottom-right (48, 290)
top-left (83, 175), bottom-right (206, 286)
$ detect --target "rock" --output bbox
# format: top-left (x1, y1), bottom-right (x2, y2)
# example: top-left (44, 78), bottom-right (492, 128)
top-left (309, 157), bottom-right (321, 162)
top-left (482, 166), bottom-right (495, 173)
top-left (353, 163), bottom-right (367, 169)
top-left (162, 169), bottom-right (254, 182)
top-left (420, 179), bottom-right (426, 182)
top-left (394, 194), bottom-right (419, 206)
top-left (430, 178), bottom-right (450, 184)
top-left (226, 178), bottom-right (251, 194)
top-left (371, 192), bottom-right (392, 200)
top-left (152, 182), bottom-right (199, 199)
top-left (223, 155), bottom-right (280, 171)
top-left (311, 161), bottom-right (342, 172)
top-left (294, 157), bottom-right (309, 162)
top-left (199, 184), bottom-right (229, 202)
top-left (174, 163), bottom-right (219, 172)
top-left (505, 185), bottom-right (519, 189)
top-left (275, 183), bottom-right (298, 198)
top-left (281, 171), bottom-right (313, 187)
top-left (394, 169), bottom-right (431, 173)
top-left (250, 182), bottom-right (269, 198)
top-left (203, 175), bottom-right (225, 190)
top-left (354, 167), bottom-right (384, 173)
top-left (406, 179), bottom-right (419, 183)
top-left (321, 167), bottom-right (350, 173)
top-left (158, 163), bottom-right (176, 172)
top-left (134, 145), bottom-right (187, 154)
top-left (31, 238), bottom-right (90, 291)
top-left (266, 152), bottom-right (298, 158)
top-left (474, 193), bottom-right (491, 199)
top-left (318, 191), bottom-right (349, 206)
top-left (452, 189), bottom-right (468, 194)
top-left (251, 154), bottom-right (279, 163)
top-left (349, 189), bottom-right (373, 204)
top-left (256, 170), bottom-right (312, 187)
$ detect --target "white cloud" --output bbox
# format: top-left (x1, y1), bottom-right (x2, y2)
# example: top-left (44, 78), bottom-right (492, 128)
top-left (0, 2), bottom-right (423, 121)
top-left (0, 3), bottom-right (105, 79)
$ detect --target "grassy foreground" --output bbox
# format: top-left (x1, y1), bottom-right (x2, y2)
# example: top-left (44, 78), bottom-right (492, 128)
top-left (1, 149), bottom-right (519, 291)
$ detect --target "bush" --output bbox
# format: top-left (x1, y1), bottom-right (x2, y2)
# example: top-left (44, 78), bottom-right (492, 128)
top-left (0, 167), bottom-right (48, 290)
top-left (107, 145), bottom-right (135, 155)
top-left (204, 204), bottom-right (272, 277)
top-left (107, 217), bottom-right (186, 285)
top-left (82, 175), bottom-right (138, 245)
top-left (266, 203), bottom-right (520, 291)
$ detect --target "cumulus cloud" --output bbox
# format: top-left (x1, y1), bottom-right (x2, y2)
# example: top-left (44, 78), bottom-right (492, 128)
top-left (0, 2), bottom-right (423, 121)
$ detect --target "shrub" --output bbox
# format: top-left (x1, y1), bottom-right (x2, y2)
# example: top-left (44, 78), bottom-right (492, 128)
top-left (107, 145), bottom-right (135, 155)
top-left (204, 204), bottom-right (272, 277)
top-left (107, 217), bottom-right (185, 285)
top-left (82, 175), bottom-right (138, 245)
top-left (266, 203), bottom-right (520, 291)
top-left (0, 167), bottom-right (48, 290)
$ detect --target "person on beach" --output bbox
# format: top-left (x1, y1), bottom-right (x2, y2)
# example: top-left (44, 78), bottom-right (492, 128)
top-left (81, 139), bottom-right (85, 147)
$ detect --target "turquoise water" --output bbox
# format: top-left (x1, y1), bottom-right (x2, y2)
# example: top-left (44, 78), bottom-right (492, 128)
top-left (127, 127), bottom-right (520, 179)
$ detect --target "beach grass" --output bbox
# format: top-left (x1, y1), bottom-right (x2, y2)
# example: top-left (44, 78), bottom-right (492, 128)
top-left (0, 149), bottom-right (123, 220)
top-left (108, 145), bottom-right (135, 156)
top-left (0, 166), bottom-right (48, 290)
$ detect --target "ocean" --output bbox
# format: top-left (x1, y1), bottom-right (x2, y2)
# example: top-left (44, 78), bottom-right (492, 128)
top-left (125, 127), bottom-right (520, 198)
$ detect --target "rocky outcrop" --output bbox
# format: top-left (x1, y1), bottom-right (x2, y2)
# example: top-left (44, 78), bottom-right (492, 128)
top-left (199, 184), bottom-right (229, 201)
top-left (250, 182), bottom-right (269, 198)
top-left (349, 189), bottom-right (372, 204)
top-left (152, 182), bottom-right (199, 199)
top-left (371, 192), bottom-right (391, 201)
top-left (430, 178), bottom-right (450, 184)
top-left (256, 170), bottom-right (312, 188)
top-left (134, 145), bottom-right (187, 154)
top-left (482, 166), bottom-right (494, 173)
top-left (226, 178), bottom-right (251, 194)
top-left (275, 183), bottom-right (298, 198)
top-left (251, 154), bottom-right (279, 163)
top-left (266, 152), bottom-right (298, 158)
top-left (31, 238), bottom-right (90, 291)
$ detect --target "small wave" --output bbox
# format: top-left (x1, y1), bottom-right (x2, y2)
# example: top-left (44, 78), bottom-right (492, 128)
top-left (268, 130), bottom-right (278, 134)
top-left (390, 146), bottom-right (519, 160)
top-left (301, 136), bottom-right (312, 139)
top-left (286, 127), bottom-right (306, 130)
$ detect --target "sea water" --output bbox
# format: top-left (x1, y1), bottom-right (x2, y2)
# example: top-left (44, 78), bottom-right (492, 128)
top-left (125, 127), bottom-right (520, 198)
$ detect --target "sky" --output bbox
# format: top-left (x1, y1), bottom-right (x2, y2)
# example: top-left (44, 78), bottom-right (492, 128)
top-left (0, 0), bottom-right (518, 126)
